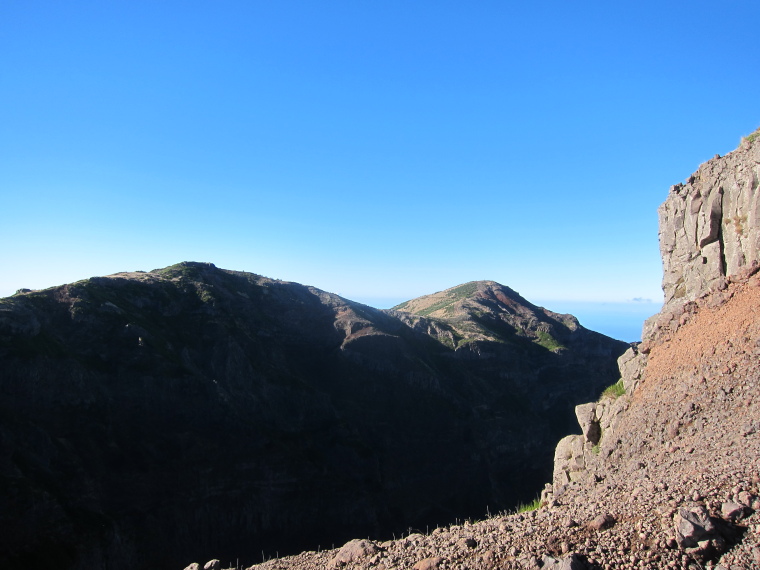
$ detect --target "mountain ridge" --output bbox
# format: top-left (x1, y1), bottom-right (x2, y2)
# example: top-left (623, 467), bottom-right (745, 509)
top-left (0, 262), bottom-right (626, 570)
top-left (391, 280), bottom-right (581, 352)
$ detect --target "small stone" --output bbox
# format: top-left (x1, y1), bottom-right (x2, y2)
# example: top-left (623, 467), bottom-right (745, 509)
top-left (520, 556), bottom-right (542, 570)
top-left (542, 553), bottom-right (587, 570)
top-left (752, 547), bottom-right (760, 566)
top-left (737, 491), bottom-right (753, 507)
top-left (588, 513), bottom-right (616, 531)
top-left (480, 550), bottom-right (496, 568)
top-left (413, 557), bottom-right (444, 570)
top-left (721, 502), bottom-right (746, 522)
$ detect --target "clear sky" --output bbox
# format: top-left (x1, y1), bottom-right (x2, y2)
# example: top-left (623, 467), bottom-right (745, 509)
top-left (2, 1), bottom-right (758, 341)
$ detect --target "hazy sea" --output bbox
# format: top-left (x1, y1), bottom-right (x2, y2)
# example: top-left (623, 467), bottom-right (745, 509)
top-left (541, 301), bottom-right (662, 343)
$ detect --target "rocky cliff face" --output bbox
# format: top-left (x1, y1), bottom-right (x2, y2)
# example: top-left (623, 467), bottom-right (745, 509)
top-left (0, 264), bottom-right (625, 570)
top-left (659, 134), bottom-right (760, 313)
top-left (191, 131), bottom-right (760, 570)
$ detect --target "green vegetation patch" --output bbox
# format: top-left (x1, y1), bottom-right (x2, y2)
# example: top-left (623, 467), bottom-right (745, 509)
top-left (535, 330), bottom-right (564, 351)
top-left (741, 127), bottom-right (760, 145)
top-left (392, 282), bottom-right (481, 316)
top-left (416, 282), bottom-right (480, 317)
top-left (600, 379), bottom-right (625, 400)
top-left (448, 281), bottom-right (480, 299)
top-left (415, 300), bottom-right (452, 316)
top-left (726, 214), bottom-right (747, 235)
top-left (516, 496), bottom-right (542, 513)
top-left (154, 264), bottom-right (194, 279)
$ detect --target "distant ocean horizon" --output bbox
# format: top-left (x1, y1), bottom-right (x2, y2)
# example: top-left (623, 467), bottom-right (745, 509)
top-left (539, 300), bottom-right (662, 343)
top-left (356, 297), bottom-right (661, 344)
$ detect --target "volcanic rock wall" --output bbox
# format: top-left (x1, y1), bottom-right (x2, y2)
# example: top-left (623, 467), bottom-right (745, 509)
top-left (659, 134), bottom-right (760, 314)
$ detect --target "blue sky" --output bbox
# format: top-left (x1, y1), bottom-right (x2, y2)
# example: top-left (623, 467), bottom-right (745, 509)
top-left (2, 1), bottom-right (758, 341)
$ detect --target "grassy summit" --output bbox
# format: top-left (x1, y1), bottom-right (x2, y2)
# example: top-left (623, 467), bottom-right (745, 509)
top-left (391, 280), bottom-right (585, 352)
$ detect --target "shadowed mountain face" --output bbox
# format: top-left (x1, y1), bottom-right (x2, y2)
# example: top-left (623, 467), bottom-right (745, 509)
top-left (0, 263), bottom-right (626, 570)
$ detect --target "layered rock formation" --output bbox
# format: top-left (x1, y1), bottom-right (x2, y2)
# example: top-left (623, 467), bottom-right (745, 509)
top-left (189, 130), bottom-right (760, 570)
top-left (0, 264), bottom-right (625, 570)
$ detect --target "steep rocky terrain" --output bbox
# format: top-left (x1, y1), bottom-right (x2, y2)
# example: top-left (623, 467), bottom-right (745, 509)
top-left (659, 132), bottom-right (760, 313)
top-left (186, 132), bottom-right (760, 570)
top-left (0, 264), bottom-right (625, 570)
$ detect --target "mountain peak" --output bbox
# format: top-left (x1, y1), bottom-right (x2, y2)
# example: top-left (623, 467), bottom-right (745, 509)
top-left (391, 280), bottom-right (522, 318)
top-left (390, 280), bottom-right (594, 352)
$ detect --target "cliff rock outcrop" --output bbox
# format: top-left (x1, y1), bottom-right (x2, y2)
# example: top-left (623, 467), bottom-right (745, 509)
top-left (659, 135), bottom-right (760, 313)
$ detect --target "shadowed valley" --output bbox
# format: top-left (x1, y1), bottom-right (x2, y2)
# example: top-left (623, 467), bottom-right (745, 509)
top-left (0, 264), bottom-right (626, 569)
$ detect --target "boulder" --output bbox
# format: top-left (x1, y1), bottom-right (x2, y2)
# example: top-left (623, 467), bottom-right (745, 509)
top-left (674, 506), bottom-right (716, 548)
top-left (618, 347), bottom-right (646, 393)
top-left (553, 435), bottom-right (586, 489)
top-left (575, 403), bottom-right (600, 445)
top-left (330, 539), bottom-right (380, 567)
